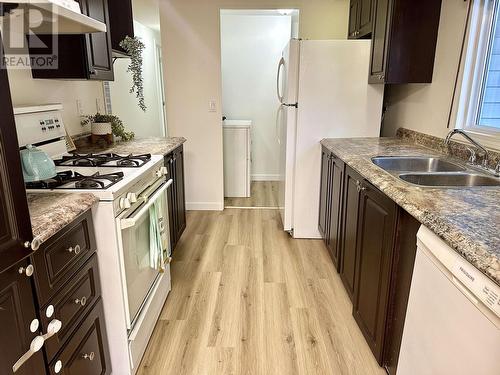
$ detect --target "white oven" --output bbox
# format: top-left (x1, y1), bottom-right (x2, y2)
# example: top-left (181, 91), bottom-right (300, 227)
top-left (116, 177), bottom-right (173, 331)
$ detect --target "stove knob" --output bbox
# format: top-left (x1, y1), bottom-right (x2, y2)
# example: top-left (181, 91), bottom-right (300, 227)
top-left (127, 192), bottom-right (138, 203)
top-left (155, 169), bottom-right (163, 178)
top-left (161, 167), bottom-right (168, 176)
top-left (120, 197), bottom-right (131, 209)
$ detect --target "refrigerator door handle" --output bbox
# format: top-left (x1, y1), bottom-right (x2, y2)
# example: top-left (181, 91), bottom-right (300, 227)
top-left (277, 57), bottom-right (285, 104)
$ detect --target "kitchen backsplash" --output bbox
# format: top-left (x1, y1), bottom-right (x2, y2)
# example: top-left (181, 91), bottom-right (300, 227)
top-left (397, 128), bottom-right (500, 169)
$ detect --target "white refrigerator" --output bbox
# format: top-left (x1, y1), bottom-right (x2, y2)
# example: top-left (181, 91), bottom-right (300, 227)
top-left (277, 39), bottom-right (384, 238)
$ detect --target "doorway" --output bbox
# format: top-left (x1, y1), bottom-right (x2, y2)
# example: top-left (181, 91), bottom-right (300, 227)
top-left (220, 9), bottom-right (299, 209)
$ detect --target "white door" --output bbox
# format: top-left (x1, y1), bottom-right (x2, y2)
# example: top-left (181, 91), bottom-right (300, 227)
top-left (277, 39), bottom-right (300, 232)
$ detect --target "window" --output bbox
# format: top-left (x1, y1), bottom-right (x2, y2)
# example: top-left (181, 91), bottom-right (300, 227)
top-left (455, 0), bottom-right (500, 148)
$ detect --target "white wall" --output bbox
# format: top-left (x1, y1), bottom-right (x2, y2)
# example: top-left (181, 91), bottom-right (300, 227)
top-left (109, 21), bottom-right (166, 138)
top-left (382, 0), bottom-right (470, 139)
top-left (221, 13), bottom-right (291, 181)
top-left (7, 65), bottom-right (104, 136)
top-left (160, 0), bottom-right (350, 211)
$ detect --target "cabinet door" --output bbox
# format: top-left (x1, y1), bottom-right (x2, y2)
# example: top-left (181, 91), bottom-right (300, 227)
top-left (107, 0), bottom-right (134, 55)
top-left (318, 148), bottom-right (331, 239)
top-left (339, 166), bottom-right (362, 300)
top-left (353, 181), bottom-right (397, 364)
top-left (174, 147), bottom-right (186, 239)
top-left (358, 0), bottom-right (374, 37)
top-left (166, 153), bottom-right (178, 252)
top-left (348, 0), bottom-right (360, 38)
top-left (369, 0), bottom-right (391, 83)
top-left (326, 156), bottom-right (344, 267)
top-left (0, 260), bottom-right (46, 375)
top-left (82, 0), bottom-right (114, 80)
top-left (0, 34), bottom-right (33, 273)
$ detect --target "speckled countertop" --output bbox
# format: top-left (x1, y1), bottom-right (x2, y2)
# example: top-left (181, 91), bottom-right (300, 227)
top-left (321, 137), bottom-right (500, 286)
top-left (75, 136), bottom-right (187, 156)
top-left (28, 193), bottom-right (98, 244)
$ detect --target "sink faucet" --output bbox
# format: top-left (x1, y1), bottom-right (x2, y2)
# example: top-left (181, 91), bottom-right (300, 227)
top-left (444, 129), bottom-right (490, 167)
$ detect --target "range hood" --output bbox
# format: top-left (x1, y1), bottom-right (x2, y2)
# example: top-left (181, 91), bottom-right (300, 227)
top-left (0, 0), bottom-right (106, 34)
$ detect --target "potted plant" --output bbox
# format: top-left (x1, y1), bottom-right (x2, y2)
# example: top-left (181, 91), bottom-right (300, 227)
top-left (81, 113), bottom-right (135, 144)
top-left (119, 36), bottom-right (147, 111)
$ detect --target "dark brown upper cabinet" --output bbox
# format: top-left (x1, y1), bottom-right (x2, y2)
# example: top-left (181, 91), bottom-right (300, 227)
top-left (108, 0), bottom-right (134, 57)
top-left (30, 0), bottom-right (114, 81)
top-left (0, 34), bottom-right (34, 274)
top-left (348, 0), bottom-right (374, 39)
top-left (369, 0), bottom-right (442, 84)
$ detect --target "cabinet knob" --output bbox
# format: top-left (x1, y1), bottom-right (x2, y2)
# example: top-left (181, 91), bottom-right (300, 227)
top-left (18, 264), bottom-right (34, 277)
top-left (356, 180), bottom-right (367, 193)
top-left (67, 244), bottom-right (81, 255)
top-left (82, 352), bottom-right (95, 361)
top-left (23, 238), bottom-right (41, 251)
top-left (89, 69), bottom-right (96, 75)
top-left (74, 296), bottom-right (87, 307)
top-left (54, 360), bottom-right (63, 374)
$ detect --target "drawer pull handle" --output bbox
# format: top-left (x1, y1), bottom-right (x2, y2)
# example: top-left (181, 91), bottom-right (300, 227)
top-left (18, 264), bottom-right (34, 277)
top-left (75, 296), bottom-right (87, 306)
top-left (82, 352), bottom-right (95, 361)
top-left (67, 244), bottom-right (81, 255)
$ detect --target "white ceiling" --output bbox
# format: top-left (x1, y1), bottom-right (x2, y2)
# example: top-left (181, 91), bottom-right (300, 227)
top-left (132, 0), bottom-right (161, 31)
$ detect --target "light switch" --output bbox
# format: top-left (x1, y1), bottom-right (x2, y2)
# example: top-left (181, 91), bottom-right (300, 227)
top-left (208, 100), bottom-right (217, 112)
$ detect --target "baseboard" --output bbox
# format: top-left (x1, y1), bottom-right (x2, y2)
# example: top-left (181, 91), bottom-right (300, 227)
top-left (186, 202), bottom-right (224, 211)
top-left (251, 174), bottom-right (280, 181)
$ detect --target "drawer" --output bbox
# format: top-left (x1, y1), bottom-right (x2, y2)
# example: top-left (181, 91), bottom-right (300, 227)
top-left (33, 210), bottom-right (96, 305)
top-left (41, 254), bottom-right (101, 362)
top-left (49, 299), bottom-right (111, 375)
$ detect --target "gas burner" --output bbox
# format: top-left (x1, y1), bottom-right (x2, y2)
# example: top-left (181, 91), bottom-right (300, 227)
top-left (25, 171), bottom-right (125, 190)
top-left (73, 171), bottom-right (124, 190)
top-left (26, 171), bottom-right (74, 189)
top-left (54, 153), bottom-right (152, 168)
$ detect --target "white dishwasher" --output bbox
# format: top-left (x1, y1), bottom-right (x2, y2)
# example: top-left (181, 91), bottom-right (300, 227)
top-left (397, 226), bottom-right (500, 375)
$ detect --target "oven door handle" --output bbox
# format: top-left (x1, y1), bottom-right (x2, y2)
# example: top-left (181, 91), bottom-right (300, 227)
top-left (120, 179), bottom-right (173, 230)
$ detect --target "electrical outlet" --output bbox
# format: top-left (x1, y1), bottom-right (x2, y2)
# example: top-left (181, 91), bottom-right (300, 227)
top-left (208, 100), bottom-right (217, 112)
top-left (76, 99), bottom-right (84, 116)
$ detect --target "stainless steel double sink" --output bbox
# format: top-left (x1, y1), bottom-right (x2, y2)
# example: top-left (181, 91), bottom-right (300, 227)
top-left (371, 156), bottom-right (500, 187)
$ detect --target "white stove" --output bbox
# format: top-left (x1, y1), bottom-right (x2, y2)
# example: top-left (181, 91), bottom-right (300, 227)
top-left (15, 104), bottom-right (172, 375)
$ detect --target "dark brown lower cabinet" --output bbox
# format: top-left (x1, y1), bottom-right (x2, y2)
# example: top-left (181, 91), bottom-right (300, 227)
top-left (48, 299), bottom-right (110, 375)
top-left (318, 147), bottom-right (331, 238)
top-left (318, 151), bottom-right (421, 370)
top-left (318, 146), bottom-right (344, 267)
top-left (383, 211), bottom-right (420, 374)
top-left (339, 166), bottom-right (363, 299)
top-left (326, 155), bottom-right (344, 266)
top-left (165, 145), bottom-right (186, 253)
top-left (352, 180), bottom-right (397, 363)
top-left (0, 260), bottom-right (45, 375)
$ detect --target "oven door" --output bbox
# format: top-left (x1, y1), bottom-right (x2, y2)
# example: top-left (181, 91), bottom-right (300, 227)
top-left (116, 178), bottom-right (173, 330)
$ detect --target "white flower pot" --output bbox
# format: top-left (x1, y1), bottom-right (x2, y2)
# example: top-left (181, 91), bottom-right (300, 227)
top-left (91, 122), bottom-right (112, 135)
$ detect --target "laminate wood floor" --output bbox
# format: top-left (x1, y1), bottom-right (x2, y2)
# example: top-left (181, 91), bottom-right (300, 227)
top-left (137, 209), bottom-right (385, 375)
top-left (224, 181), bottom-right (278, 208)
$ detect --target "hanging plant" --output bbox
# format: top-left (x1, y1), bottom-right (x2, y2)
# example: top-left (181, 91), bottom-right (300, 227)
top-left (119, 36), bottom-right (147, 112)
top-left (81, 113), bottom-right (135, 141)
